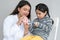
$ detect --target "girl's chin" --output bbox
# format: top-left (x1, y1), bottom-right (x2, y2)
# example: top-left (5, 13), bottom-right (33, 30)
top-left (39, 18), bottom-right (43, 19)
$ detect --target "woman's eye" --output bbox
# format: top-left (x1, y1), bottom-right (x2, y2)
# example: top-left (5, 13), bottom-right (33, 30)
top-left (24, 8), bottom-right (27, 11)
top-left (39, 13), bottom-right (41, 15)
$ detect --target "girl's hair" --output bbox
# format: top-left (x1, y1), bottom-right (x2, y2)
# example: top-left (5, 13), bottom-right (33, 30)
top-left (35, 3), bottom-right (50, 17)
top-left (10, 0), bottom-right (31, 19)
top-left (35, 3), bottom-right (54, 24)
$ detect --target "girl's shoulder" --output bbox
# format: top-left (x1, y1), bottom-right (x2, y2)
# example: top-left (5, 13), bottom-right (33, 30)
top-left (45, 17), bottom-right (54, 24)
top-left (44, 16), bottom-right (53, 20)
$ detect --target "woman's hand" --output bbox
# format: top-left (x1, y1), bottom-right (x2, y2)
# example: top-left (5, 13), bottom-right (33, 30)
top-left (17, 16), bottom-right (24, 26)
top-left (17, 15), bottom-right (29, 36)
top-left (22, 16), bottom-right (29, 24)
top-left (22, 16), bottom-right (29, 29)
top-left (24, 24), bottom-right (29, 36)
top-left (22, 16), bottom-right (29, 36)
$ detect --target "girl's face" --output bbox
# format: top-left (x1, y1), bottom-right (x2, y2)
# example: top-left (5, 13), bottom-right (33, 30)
top-left (36, 10), bottom-right (47, 19)
top-left (18, 5), bottom-right (30, 17)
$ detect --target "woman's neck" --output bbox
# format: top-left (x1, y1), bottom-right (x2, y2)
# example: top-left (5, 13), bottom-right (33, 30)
top-left (18, 14), bottom-right (22, 19)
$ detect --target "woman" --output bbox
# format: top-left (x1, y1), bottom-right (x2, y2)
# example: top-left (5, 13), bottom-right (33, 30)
top-left (3, 0), bottom-right (31, 40)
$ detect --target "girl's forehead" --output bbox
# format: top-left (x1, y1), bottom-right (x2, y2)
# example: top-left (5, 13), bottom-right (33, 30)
top-left (36, 10), bottom-right (42, 13)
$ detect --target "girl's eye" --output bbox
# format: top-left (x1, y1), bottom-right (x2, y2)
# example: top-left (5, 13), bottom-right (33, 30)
top-left (36, 13), bottom-right (41, 15)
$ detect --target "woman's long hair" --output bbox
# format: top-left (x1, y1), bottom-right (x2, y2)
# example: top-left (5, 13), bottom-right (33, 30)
top-left (10, 0), bottom-right (31, 19)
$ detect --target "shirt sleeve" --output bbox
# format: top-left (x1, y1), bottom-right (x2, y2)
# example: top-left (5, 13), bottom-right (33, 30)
top-left (29, 21), bottom-right (34, 33)
top-left (29, 18), bottom-right (39, 33)
top-left (3, 16), bottom-right (23, 38)
top-left (38, 19), bottom-right (53, 34)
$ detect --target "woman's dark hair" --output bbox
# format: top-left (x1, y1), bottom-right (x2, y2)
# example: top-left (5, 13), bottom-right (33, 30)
top-left (35, 3), bottom-right (50, 17)
top-left (10, 0), bottom-right (31, 19)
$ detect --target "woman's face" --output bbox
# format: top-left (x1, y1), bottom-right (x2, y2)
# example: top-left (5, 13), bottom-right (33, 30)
top-left (36, 10), bottom-right (47, 19)
top-left (18, 5), bottom-right (30, 17)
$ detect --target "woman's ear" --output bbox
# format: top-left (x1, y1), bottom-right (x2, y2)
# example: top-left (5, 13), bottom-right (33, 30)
top-left (18, 7), bottom-right (21, 12)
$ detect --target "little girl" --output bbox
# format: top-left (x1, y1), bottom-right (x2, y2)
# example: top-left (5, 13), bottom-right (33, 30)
top-left (21, 3), bottom-right (54, 40)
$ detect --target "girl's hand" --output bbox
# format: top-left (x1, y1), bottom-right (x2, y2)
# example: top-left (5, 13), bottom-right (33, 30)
top-left (34, 22), bottom-right (39, 27)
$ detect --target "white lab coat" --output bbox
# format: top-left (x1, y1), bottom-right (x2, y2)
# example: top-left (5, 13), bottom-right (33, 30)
top-left (3, 14), bottom-right (30, 40)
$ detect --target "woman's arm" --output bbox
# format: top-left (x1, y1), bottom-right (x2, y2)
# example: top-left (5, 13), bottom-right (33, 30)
top-left (3, 16), bottom-right (24, 37)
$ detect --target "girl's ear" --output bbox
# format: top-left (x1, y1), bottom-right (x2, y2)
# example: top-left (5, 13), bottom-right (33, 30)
top-left (45, 11), bottom-right (47, 15)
